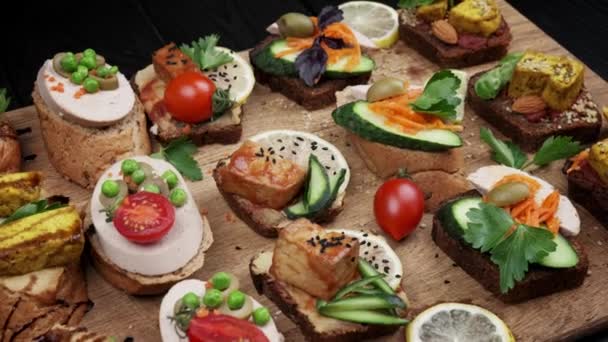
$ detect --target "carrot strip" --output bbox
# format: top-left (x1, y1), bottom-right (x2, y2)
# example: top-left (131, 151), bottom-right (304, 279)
top-left (566, 149), bottom-right (589, 174)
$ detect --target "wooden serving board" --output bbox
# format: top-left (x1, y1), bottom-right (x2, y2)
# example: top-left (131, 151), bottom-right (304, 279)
top-left (4, 1), bottom-right (608, 341)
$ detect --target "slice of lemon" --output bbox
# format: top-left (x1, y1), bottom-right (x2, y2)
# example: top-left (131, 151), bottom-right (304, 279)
top-left (339, 1), bottom-right (400, 48)
top-left (204, 47), bottom-right (255, 104)
top-left (406, 303), bottom-right (515, 342)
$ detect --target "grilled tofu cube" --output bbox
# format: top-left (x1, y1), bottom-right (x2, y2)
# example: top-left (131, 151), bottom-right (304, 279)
top-left (152, 43), bottom-right (199, 83)
top-left (0, 172), bottom-right (42, 217)
top-left (588, 139), bottom-right (608, 184)
top-left (508, 52), bottom-right (584, 111)
top-left (0, 206), bottom-right (83, 276)
top-left (416, 0), bottom-right (448, 22)
top-left (218, 141), bottom-right (307, 209)
top-left (271, 219), bottom-right (360, 300)
top-left (449, 0), bottom-right (501, 36)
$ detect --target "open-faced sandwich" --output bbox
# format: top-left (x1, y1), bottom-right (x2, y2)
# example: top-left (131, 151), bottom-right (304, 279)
top-left (32, 48), bottom-right (151, 188)
top-left (398, 0), bottom-right (512, 67)
top-left (133, 35), bottom-right (254, 145)
top-left (468, 51), bottom-right (602, 151)
top-left (159, 273), bottom-right (283, 342)
top-left (0, 172), bottom-right (90, 340)
top-left (250, 219), bottom-right (408, 341)
top-left (251, 6), bottom-right (375, 110)
top-left (87, 156), bottom-right (213, 295)
top-left (0, 89), bottom-right (21, 173)
top-left (213, 130), bottom-right (349, 238)
top-left (333, 70), bottom-right (470, 211)
top-left (434, 165), bottom-right (588, 302)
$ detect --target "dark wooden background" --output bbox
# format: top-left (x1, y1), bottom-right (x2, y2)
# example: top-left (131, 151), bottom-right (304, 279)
top-left (1, 1), bottom-right (607, 340)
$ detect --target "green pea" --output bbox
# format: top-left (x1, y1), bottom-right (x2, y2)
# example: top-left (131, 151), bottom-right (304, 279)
top-left (227, 291), bottom-right (246, 310)
top-left (252, 307), bottom-right (271, 326)
top-left (143, 183), bottom-right (160, 194)
top-left (162, 170), bottom-right (179, 189)
top-left (202, 288), bottom-right (223, 309)
top-left (83, 77), bottom-right (100, 93)
top-left (211, 272), bottom-right (232, 290)
top-left (79, 55), bottom-right (97, 70)
top-left (131, 169), bottom-right (146, 184)
top-left (76, 65), bottom-right (89, 74)
top-left (96, 66), bottom-right (110, 78)
top-left (109, 65), bottom-right (119, 74)
top-left (121, 159), bottom-right (139, 175)
top-left (60, 53), bottom-right (77, 72)
top-left (70, 71), bottom-right (87, 85)
top-left (83, 48), bottom-right (96, 58)
top-left (169, 188), bottom-right (187, 207)
top-left (102, 180), bottom-right (120, 198)
top-left (182, 292), bottom-right (201, 309)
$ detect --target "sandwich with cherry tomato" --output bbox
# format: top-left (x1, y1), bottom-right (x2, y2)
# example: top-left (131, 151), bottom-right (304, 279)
top-left (87, 156), bottom-right (213, 295)
top-left (133, 35), bottom-right (255, 145)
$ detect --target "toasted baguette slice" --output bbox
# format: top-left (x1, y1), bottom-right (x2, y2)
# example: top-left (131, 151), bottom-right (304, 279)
top-left (250, 36), bottom-right (372, 111)
top-left (87, 217), bottom-right (213, 295)
top-left (250, 251), bottom-right (402, 342)
top-left (563, 160), bottom-right (608, 228)
top-left (467, 72), bottom-right (602, 152)
top-left (32, 87), bottom-right (151, 189)
top-left (432, 191), bottom-right (589, 303)
top-left (41, 324), bottom-right (110, 342)
top-left (398, 10), bottom-right (511, 68)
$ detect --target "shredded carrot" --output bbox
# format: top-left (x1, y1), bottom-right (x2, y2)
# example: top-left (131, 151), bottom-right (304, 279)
top-left (50, 82), bottom-right (64, 93)
top-left (74, 87), bottom-right (86, 99)
top-left (566, 149), bottom-right (589, 174)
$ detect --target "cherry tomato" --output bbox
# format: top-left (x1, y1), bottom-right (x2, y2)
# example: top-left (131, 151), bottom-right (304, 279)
top-left (113, 192), bottom-right (175, 244)
top-left (187, 314), bottom-right (270, 342)
top-left (164, 71), bottom-right (215, 123)
top-left (373, 177), bottom-right (424, 241)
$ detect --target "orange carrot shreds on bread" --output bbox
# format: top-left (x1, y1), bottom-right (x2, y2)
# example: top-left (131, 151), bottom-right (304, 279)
top-left (566, 149), bottom-right (589, 174)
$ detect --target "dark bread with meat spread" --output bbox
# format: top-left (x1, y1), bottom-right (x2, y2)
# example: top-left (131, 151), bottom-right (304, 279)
top-left (563, 159), bottom-right (608, 228)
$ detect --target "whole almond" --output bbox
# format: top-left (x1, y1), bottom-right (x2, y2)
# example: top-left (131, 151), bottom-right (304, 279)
top-left (512, 95), bottom-right (547, 114)
top-left (432, 20), bottom-right (458, 45)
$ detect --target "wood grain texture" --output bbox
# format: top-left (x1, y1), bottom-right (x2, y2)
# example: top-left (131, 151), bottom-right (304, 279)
top-left (2, 1), bottom-right (608, 341)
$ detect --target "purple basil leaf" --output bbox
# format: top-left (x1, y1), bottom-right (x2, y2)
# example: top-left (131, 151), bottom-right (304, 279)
top-left (295, 42), bottom-right (328, 87)
top-left (318, 6), bottom-right (343, 30)
top-left (320, 36), bottom-right (346, 49)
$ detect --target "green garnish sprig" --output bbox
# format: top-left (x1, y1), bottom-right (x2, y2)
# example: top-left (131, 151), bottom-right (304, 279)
top-left (397, 0), bottom-right (435, 9)
top-left (2, 199), bottom-right (66, 226)
top-left (410, 70), bottom-right (462, 121)
top-left (474, 52), bottom-right (523, 100)
top-left (151, 137), bottom-right (203, 181)
top-left (180, 34), bottom-right (234, 71)
top-left (212, 88), bottom-right (234, 119)
top-left (0, 88), bottom-right (11, 114)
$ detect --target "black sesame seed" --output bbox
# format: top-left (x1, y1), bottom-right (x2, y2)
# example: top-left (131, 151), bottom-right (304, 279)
top-left (372, 256), bottom-right (376, 261)
top-left (384, 266), bottom-right (390, 273)
top-left (373, 245), bottom-right (378, 249)
top-left (266, 156), bottom-right (269, 162)
top-left (233, 64), bottom-right (238, 68)
top-left (364, 251), bottom-right (369, 255)
top-left (322, 147), bottom-right (329, 150)
top-left (395, 274), bottom-right (401, 278)
top-left (297, 136), bottom-right (304, 141)
top-left (312, 146), bottom-right (318, 150)
top-left (278, 139), bottom-right (283, 143)
top-left (280, 146), bottom-right (286, 151)
top-left (346, 243), bottom-right (351, 248)
top-left (331, 155), bottom-right (335, 160)
top-left (363, 233), bottom-right (368, 237)
top-left (272, 159), bottom-right (276, 164)
top-left (325, 166), bottom-right (331, 170)
top-left (444, 280), bottom-right (451, 284)
top-left (367, 242), bottom-right (371, 247)
top-left (233, 76), bottom-right (237, 80)
top-left (294, 142), bottom-right (299, 147)
top-left (224, 78), bottom-right (230, 82)
top-left (374, 264), bottom-right (379, 269)
top-left (292, 151), bottom-right (297, 155)
top-left (382, 259), bottom-right (389, 263)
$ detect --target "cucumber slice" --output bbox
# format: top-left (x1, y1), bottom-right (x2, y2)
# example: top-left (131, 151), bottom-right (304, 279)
top-left (538, 234), bottom-right (579, 268)
top-left (304, 155), bottom-right (331, 213)
top-left (284, 166), bottom-right (346, 219)
top-left (333, 274), bottom-right (384, 300)
top-left (321, 294), bottom-right (405, 311)
top-left (284, 200), bottom-right (308, 219)
top-left (358, 259), bottom-right (394, 295)
top-left (437, 196), bottom-right (482, 239)
top-left (325, 56), bottom-right (375, 78)
top-left (318, 308), bottom-right (408, 325)
top-left (332, 101), bottom-right (463, 151)
top-left (327, 168), bottom-right (347, 204)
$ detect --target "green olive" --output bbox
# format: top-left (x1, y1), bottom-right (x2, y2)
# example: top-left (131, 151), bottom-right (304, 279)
top-left (75, 53), bottom-right (106, 67)
top-left (88, 74), bottom-right (119, 91)
top-left (52, 53), bottom-right (72, 78)
top-left (366, 78), bottom-right (408, 102)
top-left (277, 13), bottom-right (315, 38)
top-left (486, 181), bottom-right (531, 207)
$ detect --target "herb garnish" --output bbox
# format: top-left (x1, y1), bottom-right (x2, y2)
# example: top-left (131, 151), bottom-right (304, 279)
top-left (410, 70), bottom-right (462, 120)
top-left (464, 203), bottom-right (557, 293)
top-left (0, 88), bottom-right (10, 114)
top-left (397, 0), bottom-right (435, 9)
top-left (474, 52), bottom-right (523, 100)
top-left (480, 127), bottom-right (582, 170)
top-left (151, 137), bottom-right (203, 181)
top-left (180, 34), bottom-right (233, 71)
top-left (212, 88), bottom-right (234, 119)
top-left (2, 199), bottom-right (66, 226)
top-left (317, 5), bottom-right (344, 30)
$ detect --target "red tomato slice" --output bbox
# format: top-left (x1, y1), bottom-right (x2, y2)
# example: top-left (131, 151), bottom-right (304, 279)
top-left (187, 314), bottom-right (269, 342)
top-left (164, 71), bottom-right (216, 124)
top-left (113, 192), bottom-right (175, 244)
top-left (373, 177), bottom-right (425, 241)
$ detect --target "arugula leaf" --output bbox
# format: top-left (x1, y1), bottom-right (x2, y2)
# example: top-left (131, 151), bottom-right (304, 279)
top-left (464, 203), bottom-right (513, 252)
top-left (480, 127), bottom-right (521, 168)
top-left (0, 88), bottom-right (10, 114)
top-left (212, 88), bottom-right (234, 119)
top-left (2, 200), bottom-right (66, 226)
top-left (153, 138), bottom-right (202, 181)
top-left (410, 70), bottom-right (462, 120)
top-left (531, 136), bottom-right (582, 167)
top-left (490, 224), bottom-right (556, 293)
top-left (474, 52), bottom-right (524, 100)
top-left (398, 0), bottom-right (435, 9)
top-left (180, 34), bottom-right (233, 71)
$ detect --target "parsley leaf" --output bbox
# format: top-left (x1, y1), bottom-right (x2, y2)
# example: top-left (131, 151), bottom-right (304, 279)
top-left (398, 0), bottom-right (435, 9)
top-left (532, 136), bottom-right (583, 167)
top-left (410, 70), bottom-right (462, 120)
top-left (0, 88), bottom-right (10, 114)
top-left (2, 200), bottom-right (66, 226)
top-left (153, 138), bottom-right (202, 181)
top-left (464, 203), bottom-right (513, 252)
top-left (212, 88), bottom-right (234, 119)
top-left (491, 224), bottom-right (556, 293)
top-left (180, 34), bottom-right (233, 71)
top-left (479, 127), bottom-right (525, 168)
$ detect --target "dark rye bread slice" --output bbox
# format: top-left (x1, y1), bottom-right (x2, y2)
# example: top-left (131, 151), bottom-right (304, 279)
top-left (467, 72), bottom-right (602, 152)
top-left (250, 251), bottom-right (401, 342)
top-left (563, 160), bottom-right (608, 228)
top-left (249, 36), bottom-right (372, 111)
top-left (213, 158), bottom-right (343, 238)
top-left (398, 10), bottom-right (511, 68)
top-left (432, 190), bottom-right (589, 303)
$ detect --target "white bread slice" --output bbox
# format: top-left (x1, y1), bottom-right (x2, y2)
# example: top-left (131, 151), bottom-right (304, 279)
top-left (32, 86), bottom-right (151, 189)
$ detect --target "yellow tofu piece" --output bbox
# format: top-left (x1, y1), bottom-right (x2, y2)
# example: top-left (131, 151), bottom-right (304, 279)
top-left (0, 172), bottom-right (42, 217)
top-left (508, 51), bottom-right (585, 111)
top-left (588, 139), bottom-right (608, 184)
top-left (0, 206), bottom-right (84, 276)
top-left (271, 219), bottom-right (360, 300)
top-left (416, 0), bottom-right (448, 22)
top-left (448, 0), bottom-right (501, 36)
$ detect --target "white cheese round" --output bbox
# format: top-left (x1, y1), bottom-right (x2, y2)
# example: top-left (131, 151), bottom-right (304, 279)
top-left (36, 59), bottom-right (135, 127)
top-left (90, 156), bottom-right (204, 275)
top-left (159, 279), bottom-right (284, 342)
